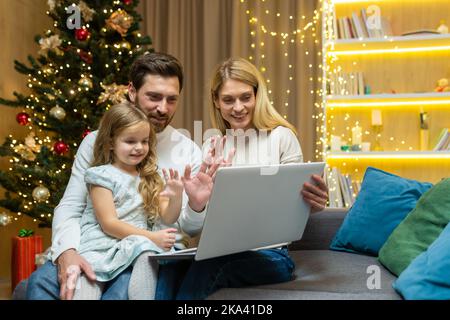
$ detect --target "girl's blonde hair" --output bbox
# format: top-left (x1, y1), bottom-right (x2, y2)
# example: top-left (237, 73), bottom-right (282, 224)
top-left (92, 102), bottom-right (163, 220)
top-left (210, 57), bottom-right (297, 135)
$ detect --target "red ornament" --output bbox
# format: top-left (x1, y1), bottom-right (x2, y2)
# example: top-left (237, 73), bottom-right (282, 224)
top-left (78, 50), bottom-right (93, 64)
top-left (123, 0), bottom-right (133, 5)
top-left (16, 112), bottom-right (30, 126)
top-left (75, 28), bottom-right (90, 41)
top-left (53, 141), bottom-right (69, 155)
top-left (82, 129), bottom-right (91, 138)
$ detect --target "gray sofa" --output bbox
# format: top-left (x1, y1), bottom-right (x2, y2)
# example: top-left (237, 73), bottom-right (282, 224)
top-left (208, 209), bottom-right (401, 300)
top-left (13, 209), bottom-right (401, 300)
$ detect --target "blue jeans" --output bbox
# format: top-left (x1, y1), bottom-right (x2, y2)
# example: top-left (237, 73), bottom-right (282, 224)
top-left (155, 248), bottom-right (295, 300)
top-left (26, 261), bottom-right (131, 300)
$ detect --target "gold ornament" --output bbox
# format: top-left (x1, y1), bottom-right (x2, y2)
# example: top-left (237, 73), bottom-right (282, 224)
top-left (120, 40), bottom-right (131, 50)
top-left (0, 212), bottom-right (13, 226)
top-left (79, 1), bottom-right (95, 22)
top-left (97, 83), bottom-right (129, 105)
top-left (32, 185), bottom-right (50, 202)
top-left (106, 9), bottom-right (134, 37)
top-left (38, 35), bottom-right (63, 56)
top-left (78, 77), bottom-right (93, 89)
top-left (49, 105), bottom-right (66, 120)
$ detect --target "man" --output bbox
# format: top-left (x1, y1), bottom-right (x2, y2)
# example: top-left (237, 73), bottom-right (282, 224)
top-left (26, 52), bottom-right (328, 300)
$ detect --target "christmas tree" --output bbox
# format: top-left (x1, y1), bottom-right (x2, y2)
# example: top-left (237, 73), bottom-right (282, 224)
top-left (0, 0), bottom-right (151, 228)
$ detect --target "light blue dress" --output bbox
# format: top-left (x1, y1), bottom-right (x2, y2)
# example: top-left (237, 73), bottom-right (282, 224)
top-left (78, 164), bottom-right (165, 282)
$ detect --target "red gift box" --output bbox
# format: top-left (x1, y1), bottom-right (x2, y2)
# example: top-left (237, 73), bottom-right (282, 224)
top-left (11, 234), bottom-right (43, 291)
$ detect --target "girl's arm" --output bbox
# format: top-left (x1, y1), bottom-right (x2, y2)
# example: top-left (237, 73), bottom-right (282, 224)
top-left (159, 194), bottom-right (183, 225)
top-left (90, 185), bottom-right (176, 249)
top-left (159, 168), bottom-right (184, 225)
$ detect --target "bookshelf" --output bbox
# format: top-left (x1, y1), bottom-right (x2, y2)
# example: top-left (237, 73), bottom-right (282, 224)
top-left (321, 0), bottom-right (450, 207)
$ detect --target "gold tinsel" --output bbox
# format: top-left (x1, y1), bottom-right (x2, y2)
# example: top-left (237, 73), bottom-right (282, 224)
top-left (14, 132), bottom-right (41, 161)
top-left (97, 83), bottom-right (129, 105)
top-left (39, 35), bottom-right (63, 56)
top-left (105, 9), bottom-right (134, 37)
top-left (79, 1), bottom-right (95, 22)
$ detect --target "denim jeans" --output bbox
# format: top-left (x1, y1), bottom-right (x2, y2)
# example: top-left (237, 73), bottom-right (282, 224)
top-left (26, 261), bottom-right (131, 300)
top-left (155, 247), bottom-right (295, 300)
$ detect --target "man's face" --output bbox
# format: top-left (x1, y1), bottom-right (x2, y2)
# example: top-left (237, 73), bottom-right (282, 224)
top-left (128, 75), bottom-right (180, 132)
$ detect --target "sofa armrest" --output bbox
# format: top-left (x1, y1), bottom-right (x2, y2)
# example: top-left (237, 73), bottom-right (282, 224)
top-left (288, 208), bottom-right (347, 251)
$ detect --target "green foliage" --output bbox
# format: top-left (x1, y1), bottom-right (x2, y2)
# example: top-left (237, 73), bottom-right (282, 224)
top-left (0, 0), bottom-right (152, 227)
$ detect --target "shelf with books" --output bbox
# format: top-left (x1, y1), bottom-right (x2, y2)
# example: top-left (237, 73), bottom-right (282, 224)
top-left (321, 0), bottom-right (450, 194)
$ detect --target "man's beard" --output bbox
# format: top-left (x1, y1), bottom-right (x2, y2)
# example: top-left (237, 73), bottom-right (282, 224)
top-left (135, 98), bottom-right (174, 133)
top-left (149, 115), bottom-right (173, 133)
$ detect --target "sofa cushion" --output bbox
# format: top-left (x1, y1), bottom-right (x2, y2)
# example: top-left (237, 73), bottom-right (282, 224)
top-left (379, 178), bottom-right (450, 276)
top-left (210, 250), bottom-right (400, 300)
top-left (393, 222), bottom-right (450, 300)
top-left (330, 167), bottom-right (432, 256)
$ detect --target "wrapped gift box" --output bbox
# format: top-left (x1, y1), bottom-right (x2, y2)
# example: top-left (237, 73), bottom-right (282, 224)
top-left (11, 232), bottom-right (43, 291)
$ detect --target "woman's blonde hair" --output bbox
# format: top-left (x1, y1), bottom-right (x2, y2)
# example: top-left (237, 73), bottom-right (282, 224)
top-left (210, 57), bottom-right (297, 135)
top-left (92, 102), bottom-right (163, 220)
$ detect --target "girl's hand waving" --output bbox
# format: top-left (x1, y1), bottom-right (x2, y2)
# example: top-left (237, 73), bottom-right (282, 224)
top-left (160, 168), bottom-right (184, 200)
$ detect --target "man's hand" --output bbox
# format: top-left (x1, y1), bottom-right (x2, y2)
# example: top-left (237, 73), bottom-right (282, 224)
top-left (182, 135), bottom-right (236, 212)
top-left (56, 249), bottom-right (96, 300)
top-left (182, 162), bottom-right (220, 212)
top-left (301, 174), bottom-right (329, 213)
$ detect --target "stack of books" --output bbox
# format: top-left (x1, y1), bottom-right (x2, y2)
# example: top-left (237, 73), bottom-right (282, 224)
top-left (332, 9), bottom-right (393, 40)
top-left (328, 72), bottom-right (365, 96)
top-left (324, 166), bottom-right (361, 209)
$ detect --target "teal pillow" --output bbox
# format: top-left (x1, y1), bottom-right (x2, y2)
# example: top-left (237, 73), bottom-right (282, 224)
top-left (378, 178), bottom-right (450, 276)
top-left (393, 222), bottom-right (450, 300)
top-left (330, 167), bottom-right (433, 256)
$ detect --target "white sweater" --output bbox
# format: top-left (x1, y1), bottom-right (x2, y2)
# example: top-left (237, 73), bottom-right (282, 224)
top-left (203, 126), bottom-right (303, 166)
top-left (50, 125), bottom-right (205, 262)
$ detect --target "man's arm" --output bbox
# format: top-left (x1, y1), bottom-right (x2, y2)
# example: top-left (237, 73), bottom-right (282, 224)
top-left (50, 132), bottom-right (95, 262)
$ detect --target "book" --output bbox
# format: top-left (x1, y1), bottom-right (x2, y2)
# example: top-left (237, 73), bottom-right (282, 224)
top-left (351, 12), bottom-right (367, 38)
top-left (432, 128), bottom-right (450, 151)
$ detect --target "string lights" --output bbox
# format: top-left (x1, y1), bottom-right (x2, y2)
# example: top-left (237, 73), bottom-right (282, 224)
top-left (240, 0), bottom-right (322, 122)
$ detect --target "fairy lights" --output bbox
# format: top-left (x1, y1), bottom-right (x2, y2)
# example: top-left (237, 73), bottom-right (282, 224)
top-left (240, 0), bottom-right (322, 121)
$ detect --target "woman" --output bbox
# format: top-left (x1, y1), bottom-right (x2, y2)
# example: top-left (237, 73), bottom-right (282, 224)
top-left (155, 58), bottom-right (328, 300)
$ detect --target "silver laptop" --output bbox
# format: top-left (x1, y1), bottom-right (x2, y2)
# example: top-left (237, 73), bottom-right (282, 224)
top-left (150, 162), bottom-right (325, 261)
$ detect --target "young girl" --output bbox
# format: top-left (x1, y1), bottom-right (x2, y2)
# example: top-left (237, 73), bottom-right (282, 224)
top-left (72, 102), bottom-right (184, 300)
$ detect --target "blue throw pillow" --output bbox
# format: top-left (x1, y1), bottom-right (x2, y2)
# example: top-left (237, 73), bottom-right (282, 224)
top-left (330, 167), bottom-right (433, 256)
top-left (393, 222), bottom-right (450, 300)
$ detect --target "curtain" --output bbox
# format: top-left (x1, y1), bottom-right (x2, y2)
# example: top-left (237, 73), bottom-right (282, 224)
top-left (138, 0), bottom-right (321, 161)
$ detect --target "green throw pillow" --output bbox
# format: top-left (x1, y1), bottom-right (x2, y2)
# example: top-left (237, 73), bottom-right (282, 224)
top-left (378, 178), bottom-right (450, 276)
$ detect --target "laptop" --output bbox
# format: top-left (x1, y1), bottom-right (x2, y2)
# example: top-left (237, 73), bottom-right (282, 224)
top-left (150, 162), bottom-right (326, 261)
